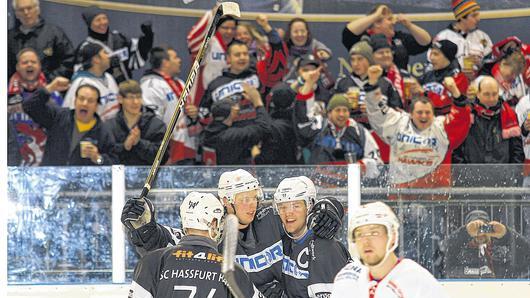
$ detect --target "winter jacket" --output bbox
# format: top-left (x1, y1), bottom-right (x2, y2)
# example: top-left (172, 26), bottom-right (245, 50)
top-left (453, 104), bottom-right (525, 164)
top-left (107, 108), bottom-right (167, 165)
top-left (295, 90), bottom-right (382, 177)
top-left (441, 226), bottom-right (530, 279)
top-left (256, 109), bottom-right (299, 165)
top-left (420, 60), bottom-right (469, 115)
top-left (199, 106), bottom-right (271, 165)
top-left (75, 25), bottom-right (153, 83)
top-left (23, 88), bottom-right (117, 166)
top-left (8, 18), bottom-right (74, 80)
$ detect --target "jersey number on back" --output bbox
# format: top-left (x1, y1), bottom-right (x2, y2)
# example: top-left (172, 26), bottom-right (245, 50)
top-left (174, 285), bottom-right (216, 298)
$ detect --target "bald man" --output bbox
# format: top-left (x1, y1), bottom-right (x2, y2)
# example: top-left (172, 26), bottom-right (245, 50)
top-left (453, 76), bottom-right (524, 164)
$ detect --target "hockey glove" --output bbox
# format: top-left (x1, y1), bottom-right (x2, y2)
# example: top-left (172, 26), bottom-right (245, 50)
top-left (308, 197), bottom-right (344, 239)
top-left (140, 21), bottom-right (153, 36)
top-left (121, 197), bottom-right (154, 228)
top-left (260, 280), bottom-right (284, 298)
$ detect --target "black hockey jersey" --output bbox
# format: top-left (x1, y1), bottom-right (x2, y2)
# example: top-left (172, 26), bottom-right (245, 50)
top-left (129, 235), bottom-right (262, 298)
top-left (137, 207), bottom-right (286, 294)
top-left (282, 229), bottom-right (350, 298)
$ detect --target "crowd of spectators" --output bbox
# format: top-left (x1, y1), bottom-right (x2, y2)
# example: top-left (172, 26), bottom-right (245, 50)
top-left (7, 0), bottom-right (530, 173)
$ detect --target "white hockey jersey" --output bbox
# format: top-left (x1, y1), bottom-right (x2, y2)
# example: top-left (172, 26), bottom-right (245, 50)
top-left (331, 259), bottom-right (448, 298)
top-left (140, 73), bottom-right (200, 162)
top-left (365, 87), bottom-right (471, 185)
top-left (62, 71), bottom-right (119, 121)
top-left (434, 25), bottom-right (492, 71)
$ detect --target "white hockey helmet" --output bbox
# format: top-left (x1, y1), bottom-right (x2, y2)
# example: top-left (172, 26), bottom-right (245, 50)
top-left (273, 176), bottom-right (316, 214)
top-left (218, 169), bottom-right (262, 204)
top-left (180, 192), bottom-right (225, 241)
top-left (348, 201), bottom-right (400, 265)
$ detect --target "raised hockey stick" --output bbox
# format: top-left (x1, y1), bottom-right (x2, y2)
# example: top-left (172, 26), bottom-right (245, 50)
top-left (124, 2), bottom-right (241, 230)
top-left (222, 214), bottom-right (245, 298)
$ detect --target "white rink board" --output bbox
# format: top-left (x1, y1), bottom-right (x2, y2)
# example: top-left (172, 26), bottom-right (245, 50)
top-left (7, 281), bottom-right (530, 298)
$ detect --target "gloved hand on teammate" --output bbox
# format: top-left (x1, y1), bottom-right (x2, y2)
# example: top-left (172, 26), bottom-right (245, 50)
top-left (308, 196), bottom-right (344, 239)
top-left (260, 280), bottom-right (284, 298)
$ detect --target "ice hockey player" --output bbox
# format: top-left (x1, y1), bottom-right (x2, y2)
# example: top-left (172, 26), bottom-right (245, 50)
top-left (331, 201), bottom-right (449, 298)
top-left (273, 176), bottom-right (350, 297)
top-left (128, 191), bottom-right (262, 298)
top-left (121, 169), bottom-right (344, 297)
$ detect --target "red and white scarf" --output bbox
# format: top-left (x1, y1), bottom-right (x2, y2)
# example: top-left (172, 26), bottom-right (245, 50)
top-left (8, 72), bottom-right (47, 95)
top-left (474, 101), bottom-right (521, 139)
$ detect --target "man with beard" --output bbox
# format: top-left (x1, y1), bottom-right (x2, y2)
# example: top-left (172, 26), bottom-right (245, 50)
top-left (331, 202), bottom-right (448, 298)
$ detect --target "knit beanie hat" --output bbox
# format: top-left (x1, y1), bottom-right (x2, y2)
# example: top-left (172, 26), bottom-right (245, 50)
top-left (211, 99), bottom-right (236, 121)
top-left (370, 34), bottom-right (392, 53)
top-left (349, 37), bottom-right (374, 65)
top-left (452, 0), bottom-right (480, 20)
top-left (82, 6), bottom-right (107, 27)
top-left (79, 43), bottom-right (104, 69)
top-left (432, 39), bottom-right (458, 62)
top-left (465, 210), bottom-right (490, 225)
top-left (327, 94), bottom-right (351, 112)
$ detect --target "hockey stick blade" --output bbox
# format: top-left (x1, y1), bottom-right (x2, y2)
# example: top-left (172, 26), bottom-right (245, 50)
top-left (222, 214), bottom-right (244, 298)
top-left (219, 2), bottom-right (241, 18)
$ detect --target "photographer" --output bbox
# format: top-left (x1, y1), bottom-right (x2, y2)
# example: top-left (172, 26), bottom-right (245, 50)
top-left (439, 210), bottom-right (530, 279)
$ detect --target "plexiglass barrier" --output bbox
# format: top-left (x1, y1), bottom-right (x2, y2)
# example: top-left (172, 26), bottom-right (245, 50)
top-left (7, 164), bottom-right (530, 284)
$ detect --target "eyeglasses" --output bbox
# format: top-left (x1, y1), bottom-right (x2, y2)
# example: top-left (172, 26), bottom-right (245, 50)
top-left (124, 94), bottom-right (142, 100)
